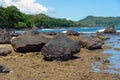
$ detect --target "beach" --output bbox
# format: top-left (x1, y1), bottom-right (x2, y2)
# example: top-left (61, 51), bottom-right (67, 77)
top-left (0, 1), bottom-right (120, 79)
top-left (0, 34), bottom-right (120, 80)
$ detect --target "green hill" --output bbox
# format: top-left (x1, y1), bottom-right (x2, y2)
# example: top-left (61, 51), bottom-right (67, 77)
top-left (78, 16), bottom-right (120, 27)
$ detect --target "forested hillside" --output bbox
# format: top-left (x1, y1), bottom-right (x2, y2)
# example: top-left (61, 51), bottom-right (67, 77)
top-left (78, 16), bottom-right (120, 27)
top-left (0, 6), bottom-right (78, 29)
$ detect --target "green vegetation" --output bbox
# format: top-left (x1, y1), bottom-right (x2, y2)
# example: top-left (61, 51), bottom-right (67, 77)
top-left (0, 6), bottom-right (78, 29)
top-left (0, 6), bottom-right (120, 29)
top-left (78, 16), bottom-right (120, 27)
top-left (0, 6), bottom-right (32, 29)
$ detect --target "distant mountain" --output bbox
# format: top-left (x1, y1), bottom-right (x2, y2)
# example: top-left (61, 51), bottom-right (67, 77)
top-left (78, 16), bottom-right (120, 27)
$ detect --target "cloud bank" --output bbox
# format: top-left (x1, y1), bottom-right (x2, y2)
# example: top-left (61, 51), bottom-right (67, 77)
top-left (0, 0), bottom-right (48, 14)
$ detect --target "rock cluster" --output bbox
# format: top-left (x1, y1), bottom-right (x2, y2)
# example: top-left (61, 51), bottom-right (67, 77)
top-left (0, 64), bottom-right (10, 73)
top-left (104, 25), bottom-right (116, 34)
top-left (66, 30), bottom-right (79, 36)
top-left (0, 29), bottom-right (12, 44)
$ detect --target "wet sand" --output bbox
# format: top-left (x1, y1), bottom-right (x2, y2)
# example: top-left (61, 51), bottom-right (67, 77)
top-left (0, 36), bottom-right (120, 80)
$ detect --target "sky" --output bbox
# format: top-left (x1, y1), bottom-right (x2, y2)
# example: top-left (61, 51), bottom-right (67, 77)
top-left (0, 0), bottom-right (120, 21)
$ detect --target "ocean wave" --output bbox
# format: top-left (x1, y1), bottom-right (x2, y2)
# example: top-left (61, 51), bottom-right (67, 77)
top-left (61, 30), bottom-right (96, 33)
top-left (98, 29), bottom-right (120, 32)
top-left (59, 29), bottom-right (66, 30)
top-left (79, 32), bottom-right (96, 33)
top-left (117, 30), bottom-right (120, 32)
top-left (41, 29), bottom-right (54, 31)
top-left (62, 31), bottom-right (67, 33)
top-left (98, 29), bottom-right (105, 32)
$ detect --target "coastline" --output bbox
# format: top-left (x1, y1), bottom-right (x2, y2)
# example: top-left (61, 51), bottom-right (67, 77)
top-left (0, 35), bottom-right (120, 80)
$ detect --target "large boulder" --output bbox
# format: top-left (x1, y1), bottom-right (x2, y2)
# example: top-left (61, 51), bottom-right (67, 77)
top-left (104, 25), bottom-right (116, 34)
top-left (0, 64), bottom-right (10, 73)
top-left (78, 36), bottom-right (103, 50)
top-left (41, 33), bottom-right (80, 61)
top-left (11, 28), bottom-right (49, 52)
top-left (66, 30), bottom-right (79, 36)
top-left (0, 29), bottom-right (12, 44)
top-left (0, 47), bottom-right (11, 56)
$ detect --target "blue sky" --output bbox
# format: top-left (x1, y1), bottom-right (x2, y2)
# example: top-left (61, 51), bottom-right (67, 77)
top-left (1, 0), bottom-right (120, 21)
top-left (38, 0), bottom-right (120, 20)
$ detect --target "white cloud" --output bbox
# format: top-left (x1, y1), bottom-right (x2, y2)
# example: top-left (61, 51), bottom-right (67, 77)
top-left (66, 17), bottom-right (72, 20)
top-left (0, 0), bottom-right (48, 14)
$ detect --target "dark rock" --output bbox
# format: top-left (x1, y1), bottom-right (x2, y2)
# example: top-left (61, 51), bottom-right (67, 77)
top-left (79, 32), bottom-right (86, 35)
top-left (0, 64), bottom-right (10, 73)
top-left (96, 32), bottom-right (104, 36)
top-left (92, 56), bottom-right (101, 61)
top-left (46, 31), bottom-right (57, 35)
top-left (0, 47), bottom-right (11, 56)
top-left (41, 33), bottom-right (80, 61)
top-left (66, 30), bottom-right (79, 36)
top-left (11, 28), bottom-right (49, 52)
top-left (104, 25), bottom-right (116, 34)
top-left (0, 29), bottom-right (12, 44)
top-left (78, 36), bottom-right (103, 50)
top-left (9, 31), bottom-right (19, 37)
top-left (96, 32), bottom-right (110, 40)
top-left (24, 27), bottom-right (39, 35)
top-left (98, 35), bottom-right (110, 40)
top-left (101, 59), bottom-right (110, 64)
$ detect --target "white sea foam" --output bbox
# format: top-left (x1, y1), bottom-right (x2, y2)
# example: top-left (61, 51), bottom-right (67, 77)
top-left (98, 29), bottom-right (105, 32)
top-left (117, 30), bottom-right (120, 32)
top-left (98, 29), bottom-right (120, 32)
top-left (62, 31), bottom-right (67, 33)
top-left (41, 29), bottom-right (54, 31)
top-left (62, 31), bottom-right (96, 33)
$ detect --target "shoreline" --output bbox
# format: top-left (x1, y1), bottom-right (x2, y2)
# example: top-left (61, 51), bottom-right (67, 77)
top-left (0, 35), bottom-right (120, 80)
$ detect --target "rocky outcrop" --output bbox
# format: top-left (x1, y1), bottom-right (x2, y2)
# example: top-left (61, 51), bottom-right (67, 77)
top-left (96, 32), bottom-right (110, 40)
top-left (9, 31), bottom-right (20, 37)
top-left (101, 59), bottom-right (110, 64)
top-left (46, 31), bottom-right (57, 35)
top-left (66, 30), bottom-right (79, 36)
top-left (11, 27), bottom-right (49, 52)
top-left (0, 29), bottom-right (12, 44)
top-left (0, 64), bottom-right (10, 73)
top-left (104, 25), bottom-right (116, 34)
top-left (78, 36), bottom-right (103, 50)
top-left (41, 33), bottom-right (80, 61)
top-left (0, 47), bottom-right (11, 56)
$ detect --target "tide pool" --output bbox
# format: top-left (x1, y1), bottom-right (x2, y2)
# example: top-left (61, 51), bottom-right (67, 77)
top-left (92, 34), bottom-right (120, 74)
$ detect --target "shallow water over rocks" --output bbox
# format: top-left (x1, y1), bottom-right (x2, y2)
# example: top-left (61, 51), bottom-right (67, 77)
top-left (92, 34), bottom-right (120, 74)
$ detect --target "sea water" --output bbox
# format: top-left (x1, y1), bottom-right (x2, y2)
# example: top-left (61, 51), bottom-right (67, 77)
top-left (38, 26), bottom-right (120, 33)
